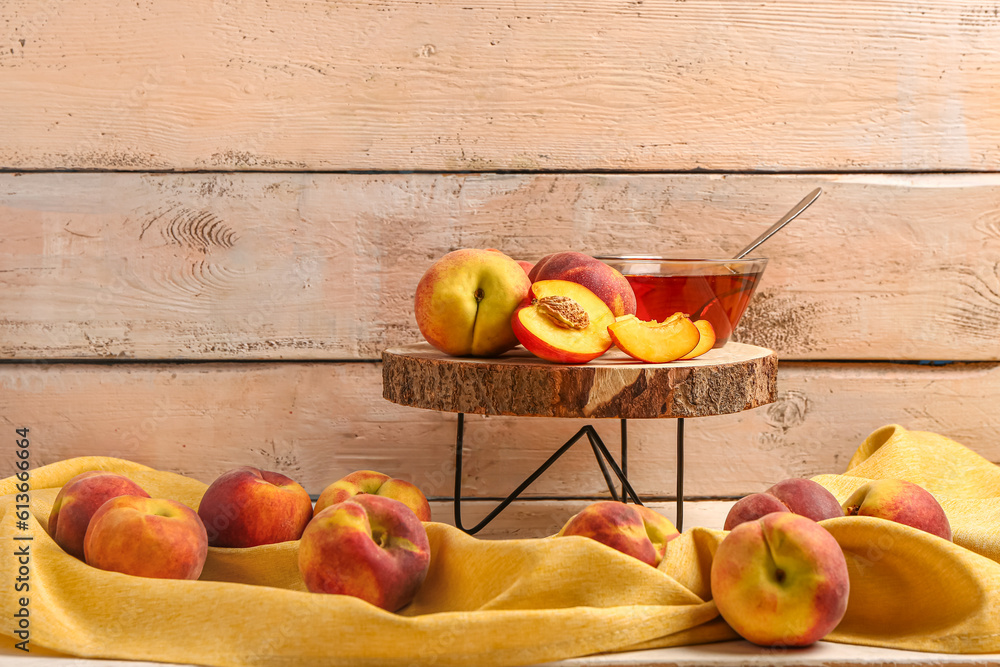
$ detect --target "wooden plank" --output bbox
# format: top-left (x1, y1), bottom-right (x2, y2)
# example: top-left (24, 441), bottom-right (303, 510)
top-left (6, 641), bottom-right (1000, 667)
top-left (546, 643), bottom-right (1000, 667)
top-left (2, 1), bottom-right (999, 171)
top-left (3, 361), bottom-right (998, 499)
top-left (4, 173), bottom-right (1000, 361)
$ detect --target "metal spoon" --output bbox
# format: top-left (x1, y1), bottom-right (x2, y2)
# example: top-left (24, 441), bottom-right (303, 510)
top-left (734, 187), bottom-right (822, 259)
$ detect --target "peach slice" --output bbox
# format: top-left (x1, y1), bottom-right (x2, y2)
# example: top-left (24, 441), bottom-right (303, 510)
top-left (608, 313), bottom-right (700, 363)
top-left (512, 280), bottom-right (615, 363)
top-left (679, 320), bottom-right (717, 360)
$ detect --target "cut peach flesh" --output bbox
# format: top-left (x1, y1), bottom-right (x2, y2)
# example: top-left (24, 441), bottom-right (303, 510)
top-left (513, 280), bottom-right (615, 363)
top-left (608, 315), bottom-right (701, 363)
top-left (679, 320), bottom-right (717, 360)
top-left (634, 312), bottom-right (686, 327)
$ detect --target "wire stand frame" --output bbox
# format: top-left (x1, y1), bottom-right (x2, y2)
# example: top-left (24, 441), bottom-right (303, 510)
top-left (452, 413), bottom-right (686, 535)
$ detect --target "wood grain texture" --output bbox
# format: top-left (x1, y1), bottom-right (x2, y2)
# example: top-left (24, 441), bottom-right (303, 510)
top-left (4, 361), bottom-right (999, 499)
top-left (2, 1), bottom-right (999, 171)
top-left (383, 343), bottom-right (777, 418)
top-left (6, 638), bottom-right (1000, 667)
top-left (4, 172), bottom-right (1000, 361)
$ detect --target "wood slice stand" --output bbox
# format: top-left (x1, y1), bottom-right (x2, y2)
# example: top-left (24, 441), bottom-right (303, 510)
top-left (383, 342), bottom-right (777, 534)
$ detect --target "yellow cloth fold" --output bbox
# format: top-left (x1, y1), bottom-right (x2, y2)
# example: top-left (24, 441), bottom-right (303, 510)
top-left (2, 424), bottom-right (999, 665)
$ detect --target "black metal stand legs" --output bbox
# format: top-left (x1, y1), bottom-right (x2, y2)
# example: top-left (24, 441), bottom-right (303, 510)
top-left (453, 414), bottom-right (687, 535)
top-left (676, 417), bottom-right (684, 533)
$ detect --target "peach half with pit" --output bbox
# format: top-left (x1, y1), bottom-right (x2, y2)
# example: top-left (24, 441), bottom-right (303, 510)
top-left (529, 252), bottom-right (637, 317)
top-left (607, 313), bottom-right (702, 363)
top-left (512, 280), bottom-right (616, 364)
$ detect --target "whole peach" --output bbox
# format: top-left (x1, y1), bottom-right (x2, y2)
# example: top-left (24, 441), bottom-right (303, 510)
top-left (557, 501), bottom-right (677, 567)
top-left (842, 479), bottom-right (951, 541)
top-left (197, 467), bottom-right (313, 548)
top-left (414, 248), bottom-right (531, 357)
top-left (84, 495), bottom-right (208, 580)
top-left (298, 494), bottom-right (431, 612)
top-left (724, 478), bottom-right (843, 531)
top-left (711, 512), bottom-right (850, 646)
top-left (529, 252), bottom-right (637, 317)
top-left (723, 493), bottom-right (788, 531)
top-left (48, 471), bottom-right (150, 560)
top-left (766, 479), bottom-right (845, 523)
top-left (314, 470), bottom-right (431, 521)
top-left (635, 505), bottom-right (681, 564)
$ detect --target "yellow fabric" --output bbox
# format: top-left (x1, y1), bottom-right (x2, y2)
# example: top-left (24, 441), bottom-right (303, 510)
top-left (2, 424), bottom-right (999, 665)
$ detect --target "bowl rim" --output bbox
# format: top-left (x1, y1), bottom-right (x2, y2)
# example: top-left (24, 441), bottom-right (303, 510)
top-left (593, 255), bottom-right (768, 264)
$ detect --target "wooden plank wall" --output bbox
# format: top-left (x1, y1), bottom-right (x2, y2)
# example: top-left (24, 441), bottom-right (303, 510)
top-left (3, 1), bottom-right (999, 535)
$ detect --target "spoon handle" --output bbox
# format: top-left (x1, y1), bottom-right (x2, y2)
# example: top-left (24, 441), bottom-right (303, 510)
top-left (734, 187), bottom-right (822, 259)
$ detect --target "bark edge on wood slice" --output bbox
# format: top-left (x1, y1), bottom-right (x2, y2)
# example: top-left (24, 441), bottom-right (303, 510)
top-left (382, 343), bottom-right (777, 419)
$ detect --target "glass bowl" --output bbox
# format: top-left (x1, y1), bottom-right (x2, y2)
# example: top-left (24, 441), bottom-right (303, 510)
top-left (595, 255), bottom-right (769, 348)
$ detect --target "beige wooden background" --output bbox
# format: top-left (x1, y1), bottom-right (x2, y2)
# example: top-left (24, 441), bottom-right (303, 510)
top-left (3, 0), bottom-right (999, 535)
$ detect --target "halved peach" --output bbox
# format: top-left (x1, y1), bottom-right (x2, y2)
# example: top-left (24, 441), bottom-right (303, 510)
top-left (512, 280), bottom-right (615, 363)
top-left (679, 320), bottom-right (716, 360)
top-left (608, 313), bottom-right (700, 363)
